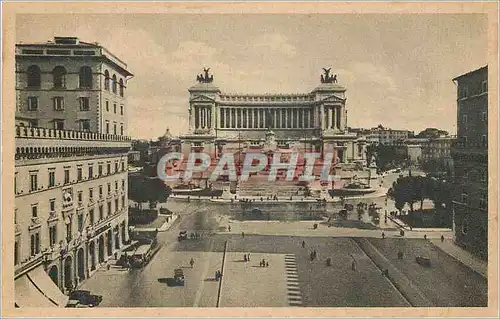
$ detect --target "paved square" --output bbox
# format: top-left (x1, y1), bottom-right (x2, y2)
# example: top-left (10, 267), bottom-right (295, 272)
top-left (220, 252), bottom-right (289, 307)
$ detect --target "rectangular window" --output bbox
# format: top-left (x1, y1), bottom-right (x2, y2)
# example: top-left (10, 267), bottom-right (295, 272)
top-left (31, 205), bottom-right (38, 218)
top-left (80, 120), bottom-right (90, 132)
top-left (113, 123), bottom-right (117, 135)
top-left (49, 199), bottom-right (55, 212)
top-left (77, 167), bottom-right (83, 181)
top-left (99, 206), bottom-right (104, 220)
top-left (53, 97), bottom-right (65, 111)
top-left (27, 96), bottom-right (39, 111)
top-left (89, 209), bottom-right (95, 225)
top-left (120, 125), bottom-right (124, 136)
top-left (122, 195), bottom-right (125, 208)
top-left (461, 192), bottom-right (469, 204)
top-left (482, 112), bottom-right (487, 122)
top-left (479, 193), bottom-right (487, 210)
top-left (107, 163), bottom-right (111, 175)
top-left (64, 169), bottom-right (70, 184)
top-left (30, 173), bottom-right (38, 191)
top-left (481, 135), bottom-right (487, 147)
top-left (77, 191), bottom-right (83, 203)
top-left (115, 198), bottom-right (119, 211)
top-left (77, 214), bottom-right (84, 232)
top-left (99, 185), bottom-right (103, 197)
top-left (54, 120), bottom-right (64, 130)
top-left (49, 226), bottom-right (57, 246)
top-left (89, 188), bottom-right (94, 201)
top-left (120, 105), bottom-right (124, 115)
top-left (122, 179), bottom-right (125, 189)
top-left (98, 164), bottom-right (103, 176)
top-left (482, 80), bottom-right (488, 93)
top-left (66, 222), bottom-right (72, 242)
top-left (462, 115), bottom-right (467, 124)
top-left (48, 171), bottom-right (55, 187)
top-left (113, 103), bottom-right (117, 114)
top-left (105, 122), bottom-right (110, 134)
top-left (79, 97), bottom-right (90, 111)
top-left (105, 100), bottom-right (109, 112)
top-left (115, 181), bottom-right (118, 191)
top-left (107, 183), bottom-right (111, 194)
top-left (88, 166), bottom-right (94, 179)
top-left (121, 162), bottom-right (125, 171)
top-left (107, 202), bottom-right (112, 216)
top-left (31, 233), bottom-right (40, 256)
top-left (115, 162), bottom-right (118, 173)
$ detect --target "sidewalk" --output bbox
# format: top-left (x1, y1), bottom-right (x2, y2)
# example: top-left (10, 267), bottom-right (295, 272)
top-left (134, 214), bottom-right (179, 232)
top-left (430, 239), bottom-right (487, 278)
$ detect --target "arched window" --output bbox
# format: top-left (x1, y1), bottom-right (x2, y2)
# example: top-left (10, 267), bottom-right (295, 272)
top-left (52, 66), bottom-right (67, 88)
top-left (104, 70), bottom-right (110, 91)
top-left (112, 74), bottom-right (117, 93)
top-left (79, 66), bottom-right (93, 89)
top-left (119, 78), bottom-right (124, 97)
top-left (27, 65), bottom-right (41, 87)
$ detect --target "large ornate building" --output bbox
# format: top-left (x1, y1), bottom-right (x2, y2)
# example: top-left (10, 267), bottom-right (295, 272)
top-left (451, 65), bottom-right (488, 260)
top-left (14, 37), bottom-right (133, 306)
top-left (179, 68), bottom-right (367, 168)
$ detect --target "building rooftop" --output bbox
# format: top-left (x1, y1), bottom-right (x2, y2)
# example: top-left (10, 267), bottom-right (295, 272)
top-left (452, 65), bottom-right (488, 81)
top-left (16, 36), bottom-right (133, 77)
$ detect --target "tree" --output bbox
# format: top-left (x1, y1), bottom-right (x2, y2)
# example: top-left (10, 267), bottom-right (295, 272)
top-left (128, 174), bottom-right (171, 210)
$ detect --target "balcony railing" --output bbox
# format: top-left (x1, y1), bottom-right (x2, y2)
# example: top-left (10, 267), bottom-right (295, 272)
top-left (16, 125), bottom-right (131, 142)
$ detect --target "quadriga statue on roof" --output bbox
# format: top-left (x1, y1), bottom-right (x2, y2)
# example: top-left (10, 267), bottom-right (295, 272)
top-left (196, 67), bottom-right (214, 83)
top-left (320, 67), bottom-right (338, 84)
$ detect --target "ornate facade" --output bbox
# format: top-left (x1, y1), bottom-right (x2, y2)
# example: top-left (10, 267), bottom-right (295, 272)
top-left (180, 69), bottom-right (367, 166)
top-left (14, 37), bottom-right (133, 307)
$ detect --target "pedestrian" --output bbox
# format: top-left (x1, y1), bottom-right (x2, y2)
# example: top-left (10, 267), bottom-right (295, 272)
top-left (228, 225), bottom-right (231, 232)
top-left (266, 261), bottom-right (269, 267)
top-left (261, 258), bottom-right (266, 267)
top-left (244, 254), bottom-right (247, 262)
top-left (382, 232), bottom-right (385, 239)
top-left (242, 232), bottom-right (245, 238)
top-left (247, 253), bottom-right (250, 261)
top-left (215, 270), bottom-right (219, 281)
top-left (313, 250), bottom-right (317, 259)
top-left (424, 234), bottom-right (427, 240)
top-left (441, 235), bottom-right (444, 242)
top-left (107, 263), bottom-right (111, 271)
top-left (190, 258), bottom-right (195, 268)
top-left (351, 260), bottom-right (357, 271)
top-left (302, 240), bottom-right (306, 248)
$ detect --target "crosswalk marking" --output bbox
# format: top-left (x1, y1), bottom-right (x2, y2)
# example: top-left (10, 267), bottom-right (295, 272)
top-left (284, 254), bottom-right (303, 306)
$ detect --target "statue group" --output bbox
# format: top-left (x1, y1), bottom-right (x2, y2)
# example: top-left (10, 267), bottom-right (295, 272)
top-left (196, 67), bottom-right (214, 83)
top-left (320, 68), bottom-right (338, 84)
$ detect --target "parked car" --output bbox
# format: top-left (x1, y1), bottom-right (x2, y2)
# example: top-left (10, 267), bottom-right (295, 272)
top-left (130, 244), bottom-right (153, 268)
top-left (68, 290), bottom-right (103, 307)
top-left (415, 256), bottom-right (431, 267)
top-left (178, 231), bottom-right (188, 241)
top-left (66, 300), bottom-right (91, 308)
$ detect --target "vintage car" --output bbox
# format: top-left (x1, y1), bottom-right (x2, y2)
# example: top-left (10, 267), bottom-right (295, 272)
top-left (415, 256), bottom-right (431, 267)
top-left (68, 290), bottom-right (103, 307)
top-left (174, 268), bottom-right (185, 286)
top-left (178, 231), bottom-right (188, 241)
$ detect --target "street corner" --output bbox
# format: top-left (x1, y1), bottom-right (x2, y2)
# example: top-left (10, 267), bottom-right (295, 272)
top-left (219, 252), bottom-right (289, 307)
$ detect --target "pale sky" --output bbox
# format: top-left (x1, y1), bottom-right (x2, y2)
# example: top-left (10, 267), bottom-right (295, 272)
top-left (16, 14), bottom-right (487, 139)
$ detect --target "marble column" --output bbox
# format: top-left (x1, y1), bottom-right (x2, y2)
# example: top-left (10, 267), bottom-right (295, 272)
top-left (332, 107), bottom-right (336, 130)
top-left (320, 106), bottom-right (325, 130)
top-left (273, 109), bottom-right (277, 128)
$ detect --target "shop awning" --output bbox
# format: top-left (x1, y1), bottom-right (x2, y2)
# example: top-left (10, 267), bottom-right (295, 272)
top-left (27, 266), bottom-right (69, 307)
top-left (15, 275), bottom-right (56, 308)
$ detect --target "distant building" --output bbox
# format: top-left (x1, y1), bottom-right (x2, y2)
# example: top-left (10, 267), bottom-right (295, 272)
top-left (14, 37), bottom-right (133, 304)
top-left (421, 136), bottom-right (455, 172)
top-left (451, 65), bottom-right (488, 260)
top-left (351, 125), bottom-right (411, 146)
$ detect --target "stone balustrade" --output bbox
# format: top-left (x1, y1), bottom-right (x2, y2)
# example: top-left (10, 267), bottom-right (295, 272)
top-left (16, 125), bottom-right (131, 142)
top-left (219, 94), bottom-right (315, 103)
